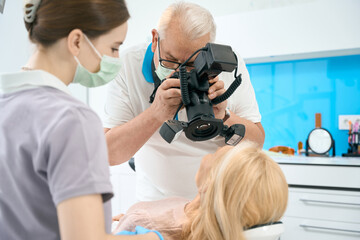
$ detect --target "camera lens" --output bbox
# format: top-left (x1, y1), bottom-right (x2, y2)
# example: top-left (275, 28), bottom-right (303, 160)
top-left (198, 123), bottom-right (211, 131)
top-left (194, 123), bottom-right (216, 136)
top-left (185, 116), bottom-right (223, 141)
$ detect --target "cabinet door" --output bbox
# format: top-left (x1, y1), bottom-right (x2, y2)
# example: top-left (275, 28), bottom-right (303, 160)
top-left (285, 189), bottom-right (360, 223)
top-left (282, 216), bottom-right (360, 240)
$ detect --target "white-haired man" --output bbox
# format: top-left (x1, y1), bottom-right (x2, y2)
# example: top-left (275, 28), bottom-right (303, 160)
top-left (104, 2), bottom-right (265, 201)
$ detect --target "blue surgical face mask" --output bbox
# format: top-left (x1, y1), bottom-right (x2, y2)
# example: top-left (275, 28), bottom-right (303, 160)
top-left (72, 35), bottom-right (121, 88)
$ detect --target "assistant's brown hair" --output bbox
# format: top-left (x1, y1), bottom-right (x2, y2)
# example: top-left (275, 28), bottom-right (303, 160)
top-left (25, 0), bottom-right (130, 47)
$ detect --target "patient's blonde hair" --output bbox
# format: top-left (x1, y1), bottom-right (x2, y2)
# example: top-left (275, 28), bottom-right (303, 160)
top-left (182, 142), bottom-right (288, 240)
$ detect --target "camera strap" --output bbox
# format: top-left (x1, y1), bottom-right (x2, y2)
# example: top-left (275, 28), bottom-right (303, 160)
top-left (149, 59), bottom-right (162, 103)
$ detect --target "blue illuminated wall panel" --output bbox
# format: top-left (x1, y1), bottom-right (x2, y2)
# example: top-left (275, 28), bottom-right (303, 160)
top-left (247, 55), bottom-right (360, 156)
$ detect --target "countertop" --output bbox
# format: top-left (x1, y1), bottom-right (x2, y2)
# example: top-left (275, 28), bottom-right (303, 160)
top-left (271, 155), bottom-right (360, 167)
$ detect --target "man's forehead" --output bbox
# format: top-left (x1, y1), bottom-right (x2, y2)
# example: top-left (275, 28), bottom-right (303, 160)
top-left (161, 33), bottom-right (210, 62)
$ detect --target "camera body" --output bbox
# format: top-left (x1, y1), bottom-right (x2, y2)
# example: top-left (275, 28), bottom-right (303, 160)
top-left (159, 43), bottom-right (246, 145)
top-left (171, 69), bottom-right (220, 141)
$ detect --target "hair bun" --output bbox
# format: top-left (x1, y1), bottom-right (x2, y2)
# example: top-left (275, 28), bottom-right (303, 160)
top-left (23, 0), bottom-right (41, 23)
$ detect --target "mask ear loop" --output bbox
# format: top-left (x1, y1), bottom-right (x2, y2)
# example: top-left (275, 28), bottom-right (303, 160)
top-left (83, 34), bottom-right (103, 59)
top-left (73, 56), bottom-right (81, 65)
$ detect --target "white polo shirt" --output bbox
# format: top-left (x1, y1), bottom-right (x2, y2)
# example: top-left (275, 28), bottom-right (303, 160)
top-left (104, 43), bottom-right (261, 201)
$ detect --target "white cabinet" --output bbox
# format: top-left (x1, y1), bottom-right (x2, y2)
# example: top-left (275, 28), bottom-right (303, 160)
top-left (215, 0), bottom-right (360, 63)
top-left (282, 188), bottom-right (360, 240)
top-left (274, 156), bottom-right (360, 240)
top-left (286, 189), bottom-right (360, 223)
top-left (282, 215), bottom-right (360, 240)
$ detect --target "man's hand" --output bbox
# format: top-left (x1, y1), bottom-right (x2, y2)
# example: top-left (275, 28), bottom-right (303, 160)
top-left (149, 78), bottom-right (182, 122)
top-left (208, 76), bottom-right (227, 120)
top-left (150, 75), bottom-right (227, 122)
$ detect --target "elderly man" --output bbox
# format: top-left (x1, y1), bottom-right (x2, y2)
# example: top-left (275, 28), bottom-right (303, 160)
top-left (104, 2), bottom-right (264, 201)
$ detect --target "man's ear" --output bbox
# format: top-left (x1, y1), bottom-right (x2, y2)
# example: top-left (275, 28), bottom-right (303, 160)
top-left (151, 29), bottom-right (158, 53)
top-left (67, 29), bottom-right (83, 57)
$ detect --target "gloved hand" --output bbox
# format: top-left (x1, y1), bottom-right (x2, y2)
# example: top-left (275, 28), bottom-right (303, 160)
top-left (116, 226), bottom-right (164, 240)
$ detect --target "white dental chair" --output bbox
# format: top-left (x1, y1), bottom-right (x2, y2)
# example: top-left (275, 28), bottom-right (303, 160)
top-left (244, 222), bottom-right (284, 240)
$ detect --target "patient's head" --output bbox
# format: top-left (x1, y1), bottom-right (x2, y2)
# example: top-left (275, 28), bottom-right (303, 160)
top-left (183, 141), bottom-right (288, 240)
top-left (195, 145), bottom-right (233, 190)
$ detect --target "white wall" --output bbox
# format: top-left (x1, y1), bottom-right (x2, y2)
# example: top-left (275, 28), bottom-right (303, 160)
top-left (121, 0), bottom-right (314, 50)
top-left (0, 1), bottom-right (31, 73)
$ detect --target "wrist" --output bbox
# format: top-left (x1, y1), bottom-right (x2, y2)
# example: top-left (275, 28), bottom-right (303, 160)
top-left (222, 108), bottom-right (230, 122)
top-left (148, 104), bottom-right (168, 124)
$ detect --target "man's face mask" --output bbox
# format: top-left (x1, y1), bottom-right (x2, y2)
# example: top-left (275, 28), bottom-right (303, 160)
top-left (155, 63), bottom-right (173, 81)
top-left (154, 37), bottom-right (174, 81)
top-left (72, 34), bottom-right (121, 88)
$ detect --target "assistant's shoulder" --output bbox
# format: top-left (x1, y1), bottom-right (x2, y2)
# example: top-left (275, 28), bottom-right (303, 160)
top-left (34, 87), bottom-right (101, 127)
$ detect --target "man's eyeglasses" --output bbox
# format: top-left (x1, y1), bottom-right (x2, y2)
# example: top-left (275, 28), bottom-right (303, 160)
top-left (157, 36), bottom-right (194, 70)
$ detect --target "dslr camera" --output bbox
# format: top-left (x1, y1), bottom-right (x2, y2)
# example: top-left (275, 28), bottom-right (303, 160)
top-left (159, 43), bottom-right (245, 145)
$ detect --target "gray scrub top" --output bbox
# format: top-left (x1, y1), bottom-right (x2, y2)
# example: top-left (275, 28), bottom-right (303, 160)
top-left (0, 71), bottom-right (113, 240)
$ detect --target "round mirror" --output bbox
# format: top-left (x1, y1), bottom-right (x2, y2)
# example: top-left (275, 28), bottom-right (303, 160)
top-left (308, 128), bottom-right (332, 154)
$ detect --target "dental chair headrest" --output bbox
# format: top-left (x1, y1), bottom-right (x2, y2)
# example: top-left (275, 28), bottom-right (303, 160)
top-left (244, 222), bottom-right (284, 240)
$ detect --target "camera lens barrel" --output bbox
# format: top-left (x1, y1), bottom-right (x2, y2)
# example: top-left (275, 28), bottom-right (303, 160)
top-left (185, 116), bottom-right (224, 141)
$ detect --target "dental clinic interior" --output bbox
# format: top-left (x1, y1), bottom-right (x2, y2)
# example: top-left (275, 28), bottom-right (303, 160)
top-left (1, 0), bottom-right (360, 239)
